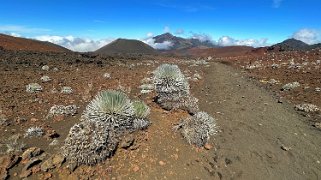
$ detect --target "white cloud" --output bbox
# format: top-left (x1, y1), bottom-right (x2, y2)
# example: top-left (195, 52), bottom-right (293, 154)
top-left (0, 25), bottom-right (50, 33)
top-left (2, 32), bottom-right (21, 37)
top-left (292, 28), bottom-right (320, 45)
top-left (164, 26), bottom-right (170, 33)
top-left (33, 35), bottom-right (114, 52)
top-left (273, 0), bottom-right (283, 8)
top-left (218, 36), bottom-right (268, 47)
top-left (142, 34), bottom-right (173, 50)
top-left (190, 33), bottom-right (213, 42)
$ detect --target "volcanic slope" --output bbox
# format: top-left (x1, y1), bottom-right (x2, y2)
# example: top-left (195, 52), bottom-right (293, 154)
top-left (0, 34), bottom-right (70, 52)
top-left (95, 38), bottom-right (157, 55)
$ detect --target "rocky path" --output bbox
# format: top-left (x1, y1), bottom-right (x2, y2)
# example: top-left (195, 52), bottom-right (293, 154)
top-left (195, 62), bottom-right (321, 179)
top-left (113, 61), bottom-right (321, 180)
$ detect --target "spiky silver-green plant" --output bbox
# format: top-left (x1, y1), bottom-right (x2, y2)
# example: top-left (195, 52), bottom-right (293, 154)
top-left (82, 90), bottom-right (134, 126)
top-left (132, 100), bottom-right (150, 119)
top-left (153, 64), bottom-right (199, 114)
top-left (174, 112), bottom-right (217, 147)
top-left (132, 100), bottom-right (151, 130)
top-left (153, 64), bottom-right (190, 95)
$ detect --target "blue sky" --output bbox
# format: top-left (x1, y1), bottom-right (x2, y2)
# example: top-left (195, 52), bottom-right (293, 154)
top-left (0, 0), bottom-right (321, 51)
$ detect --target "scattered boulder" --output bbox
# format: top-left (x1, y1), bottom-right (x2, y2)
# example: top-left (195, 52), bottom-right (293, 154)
top-left (45, 129), bottom-right (59, 139)
top-left (0, 154), bottom-right (21, 179)
top-left (41, 154), bottom-right (65, 172)
top-left (49, 139), bottom-right (59, 146)
top-left (0, 168), bottom-right (8, 180)
top-left (19, 169), bottom-right (32, 178)
top-left (0, 155), bottom-right (21, 170)
top-left (21, 147), bottom-right (43, 161)
top-left (313, 122), bottom-right (321, 130)
top-left (23, 157), bottom-right (42, 170)
top-left (120, 135), bottom-right (135, 149)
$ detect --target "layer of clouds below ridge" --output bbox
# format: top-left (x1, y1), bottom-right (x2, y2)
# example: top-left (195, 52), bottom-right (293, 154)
top-left (33, 35), bottom-right (114, 52)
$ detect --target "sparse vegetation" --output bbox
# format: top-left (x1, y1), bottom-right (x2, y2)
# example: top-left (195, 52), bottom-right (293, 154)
top-left (61, 86), bottom-right (73, 94)
top-left (282, 82), bottom-right (300, 91)
top-left (41, 75), bottom-right (51, 82)
top-left (26, 83), bottom-right (43, 93)
top-left (24, 126), bottom-right (44, 138)
top-left (295, 103), bottom-right (320, 113)
top-left (41, 65), bottom-right (49, 71)
top-left (47, 104), bottom-right (78, 118)
top-left (63, 90), bottom-right (150, 166)
top-left (153, 64), bottom-right (199, 114)
top-left (174, 112), bottom-right (217, 147)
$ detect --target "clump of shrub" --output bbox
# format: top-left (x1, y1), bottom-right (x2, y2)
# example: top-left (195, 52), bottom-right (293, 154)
top-left (26, 83), bottom-right (43, 93)
top-left (295, 103), bottom-right (320, 113)
top-left (103, 73), bottom-right (111, 79)
top-left (41, 65), bottom-right (49, 71)
top-left (63, 90), bottom-right (150, 166)
top-left (61, 86), bottom-right (73, 94)
top-left (47, 105), bottom-right (78, 118)
top-left (281, 82), bottom-right (300, 91)
top-left (174, 112), bottom-right (217, 147)
top-left (24, 126), bottom-right (44, 138)
top-left (41, 75), bottom-right (51, 82)
top-left (153, 64), bottom-right (199, 114)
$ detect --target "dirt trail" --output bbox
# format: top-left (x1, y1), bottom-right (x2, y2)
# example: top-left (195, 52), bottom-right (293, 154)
top-left (195, 62), bottom-right (321, 179)
top-left (111, 61), bottom-right (321, 180)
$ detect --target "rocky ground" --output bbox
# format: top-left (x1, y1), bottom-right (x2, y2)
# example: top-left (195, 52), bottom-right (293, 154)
top-left (214, 49), bottom-right (321, 126)
top-left (0, 48), bottom-right (321, 179)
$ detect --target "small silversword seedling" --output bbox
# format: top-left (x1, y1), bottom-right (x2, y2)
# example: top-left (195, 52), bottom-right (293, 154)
top-left (61, 86), bottom-right (73, 94)
top-left (26, 83), bottom-right (43, 93)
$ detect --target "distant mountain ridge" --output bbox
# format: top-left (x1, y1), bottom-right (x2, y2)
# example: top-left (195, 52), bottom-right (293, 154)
top-left (153, 33), bottom-right (217, 50)
top-left (268, 38), bottom-right (321, 51)
top-left (95, 38), bottom-right (156, 55)
top-left (0, 33), bottom-right (70, 52)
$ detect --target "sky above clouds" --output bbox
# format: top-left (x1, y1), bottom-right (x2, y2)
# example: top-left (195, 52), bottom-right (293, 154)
top-left (0, 0), bottom-right (321, 51)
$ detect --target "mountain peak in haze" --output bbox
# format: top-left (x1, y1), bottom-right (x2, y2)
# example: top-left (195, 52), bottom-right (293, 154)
top-left (153, 33), bottom-right (217, 50)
